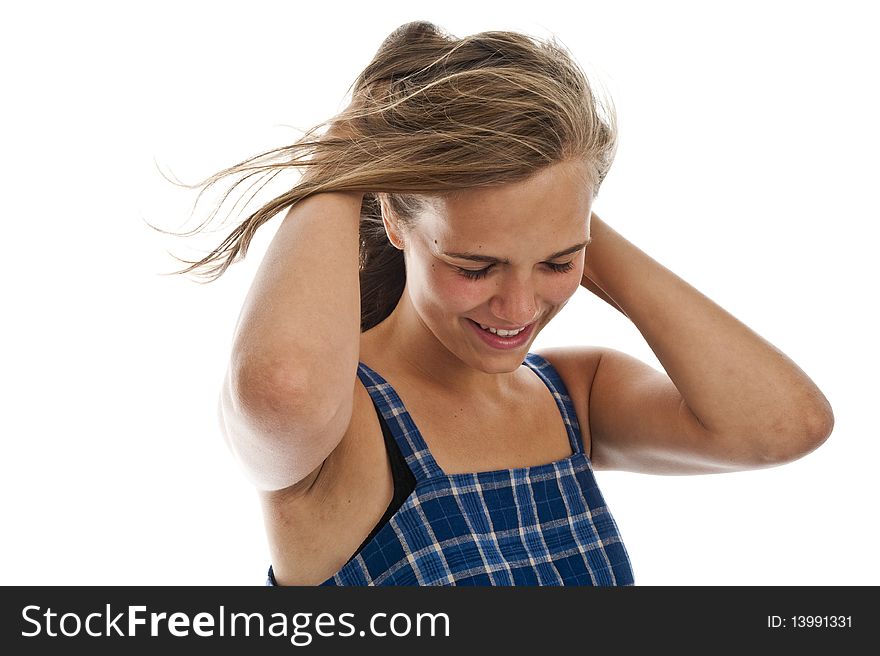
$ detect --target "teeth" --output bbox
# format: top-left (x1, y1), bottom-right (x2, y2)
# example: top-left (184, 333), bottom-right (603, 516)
top-left (477, 322), bottom-right (524, 337)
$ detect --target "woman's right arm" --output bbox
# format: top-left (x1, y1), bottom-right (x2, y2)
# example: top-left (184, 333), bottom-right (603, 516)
top-left (218, 190), bottom-right (365, 493)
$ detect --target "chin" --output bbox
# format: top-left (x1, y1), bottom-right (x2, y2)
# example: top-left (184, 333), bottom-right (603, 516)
top-left (485, 360), bottom-right (526, 374)
top-left (474, 343), bottom-right (535, 369)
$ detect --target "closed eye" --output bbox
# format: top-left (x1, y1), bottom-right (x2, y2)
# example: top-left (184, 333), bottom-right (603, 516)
top-left (457, 261), bottom-right (575, 281)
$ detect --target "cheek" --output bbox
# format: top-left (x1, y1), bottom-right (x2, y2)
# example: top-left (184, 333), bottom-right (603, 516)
top-left (539, 281), bottom-right (578, 308)
top-left (433, 270), bottom-right (486, 310)
top-left (540, 264), bottom-right (583, 306)
top-left (418, 263), bottom-right (484, 313)
top-left (550, 257), bottom-right (586, 303)
top-left (556, 273), bottom-right (583, 302)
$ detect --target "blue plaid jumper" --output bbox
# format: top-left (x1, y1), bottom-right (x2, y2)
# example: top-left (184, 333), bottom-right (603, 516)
top-left (266, 352), bottom-right (634, 586)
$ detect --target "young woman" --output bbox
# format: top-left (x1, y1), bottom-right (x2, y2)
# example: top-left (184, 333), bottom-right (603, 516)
top-left (173, 21), bottom-right (833, 585)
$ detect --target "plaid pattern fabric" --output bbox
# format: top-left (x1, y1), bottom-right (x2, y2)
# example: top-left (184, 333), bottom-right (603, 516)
top-left (266, 352), bottom-right (634, 586)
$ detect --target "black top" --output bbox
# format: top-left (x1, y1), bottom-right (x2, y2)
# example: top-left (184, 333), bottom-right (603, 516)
top-left (344, 398), bottom-right (417, 565)
top-left (268, 398), bottom-right (417, 585)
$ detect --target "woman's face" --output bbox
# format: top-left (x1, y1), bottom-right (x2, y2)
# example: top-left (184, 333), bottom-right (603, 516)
top-left (392, 160), bottom-right (594, 373)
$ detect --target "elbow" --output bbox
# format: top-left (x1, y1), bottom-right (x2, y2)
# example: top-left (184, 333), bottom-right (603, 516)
top-left (798, 390), bottom-right (835, 453)
top-left (800, 399), bottom-right (835, 456)
top-left (808, 392), bottom-right (835, 438)
top-left (760, 398), bottom-right (835, 466)
top-left (233, 361), bottom-right (336, 427)
top-left (221, 364), bottom-right (348, 492)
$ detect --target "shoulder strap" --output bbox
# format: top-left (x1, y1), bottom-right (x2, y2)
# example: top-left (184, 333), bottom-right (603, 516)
top-left (522, 353), bottom-right (585, 455)
top-left (356, 362), bottom-right (444, 481)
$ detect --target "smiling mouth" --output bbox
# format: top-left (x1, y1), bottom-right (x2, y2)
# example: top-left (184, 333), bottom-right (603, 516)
top-left (466, 318), bottom-right (539, 342)
top-left (475, 322), bottom-right (528, 337)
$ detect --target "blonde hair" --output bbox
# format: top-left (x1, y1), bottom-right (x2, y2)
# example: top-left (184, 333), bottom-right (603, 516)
top-left (157, 20), bottom-right (617, 331)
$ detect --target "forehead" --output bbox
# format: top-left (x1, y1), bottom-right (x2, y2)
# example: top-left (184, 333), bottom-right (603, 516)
top-left (419, 160), bottom-right (593, 245)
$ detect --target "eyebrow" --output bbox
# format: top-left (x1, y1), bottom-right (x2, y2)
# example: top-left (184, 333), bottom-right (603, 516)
top-left (442, 239), bottom-right (592, 264)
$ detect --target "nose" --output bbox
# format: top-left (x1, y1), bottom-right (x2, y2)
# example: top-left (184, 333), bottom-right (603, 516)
top-left (488, 274), bottom-right (539, 326)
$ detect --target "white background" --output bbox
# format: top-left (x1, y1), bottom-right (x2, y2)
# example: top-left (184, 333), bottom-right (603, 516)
top-left (2, 0), bottom-right (877, 586)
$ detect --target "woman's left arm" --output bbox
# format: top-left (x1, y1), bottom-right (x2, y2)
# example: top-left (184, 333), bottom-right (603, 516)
top-left (582, 212), bottom-right (834, 469)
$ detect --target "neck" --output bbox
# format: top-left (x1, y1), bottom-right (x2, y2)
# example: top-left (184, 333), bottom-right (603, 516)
top-left (362, 288), bottom-right (523, 400)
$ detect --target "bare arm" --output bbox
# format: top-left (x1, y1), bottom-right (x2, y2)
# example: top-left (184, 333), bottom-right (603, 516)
top-left (221, 189), bottom-right (365, 491)
top-left (581, 212), bottom-right (834, 470)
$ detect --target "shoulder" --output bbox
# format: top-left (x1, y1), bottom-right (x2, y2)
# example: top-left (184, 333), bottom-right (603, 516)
top-left (535, 346), bottom-right (746, 474)
top-left (530, 345), bottom-right (604, 397)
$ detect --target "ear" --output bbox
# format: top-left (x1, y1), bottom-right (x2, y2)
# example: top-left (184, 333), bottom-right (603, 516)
top-left (378, 194), bottom-right (405, 250)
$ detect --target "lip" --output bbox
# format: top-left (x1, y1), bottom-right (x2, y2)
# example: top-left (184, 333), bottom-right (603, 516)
top-left (465, 318), bottom-right (536, 350)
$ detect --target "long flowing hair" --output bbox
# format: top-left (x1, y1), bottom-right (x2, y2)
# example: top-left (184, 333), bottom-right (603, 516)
top-left (154, 20), bottom-right (618, 331)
